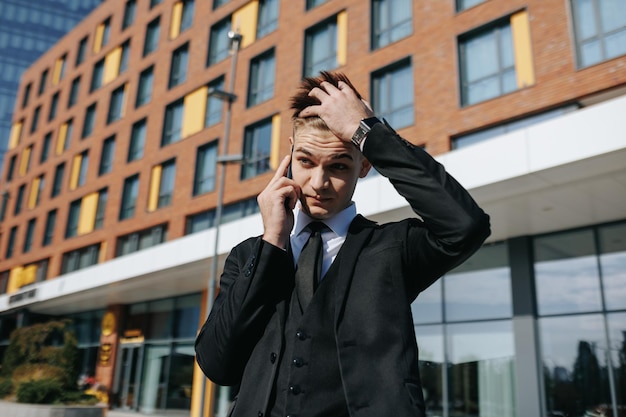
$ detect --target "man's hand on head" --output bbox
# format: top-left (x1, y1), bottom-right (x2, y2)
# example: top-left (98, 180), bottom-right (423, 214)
top-left (299, 81), bottom-right (375, 143)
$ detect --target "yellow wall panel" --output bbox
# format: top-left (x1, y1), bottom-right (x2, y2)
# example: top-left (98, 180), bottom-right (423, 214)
top-left (19, 146), bottom-right (32, 176)
top-left (104, 47), bottom-right (122, 85)
top-left (21, 265), bottom-right (37, 287)
top-left (182, 87), bottom-right (208, 138)
top-left (57, 123), bottom-right (68, 155)
top-left (7, 267), bottom-right (24, 294)
top-left (270, 114), bottom-right (281, 170)
top-left (170, 1), bottom-right (183, 39)
top-left (232, 0), bottom-right (258, 48)
top-left (69, 154), bottom-right (82, 190)
top-left (8, 121), bottom-right (23, 150)
top-left (511, 10), bottom-right (535, 88)
top-left (27, 177), bottom-right (41, 209)
top-left (94, 23), bottom-right (104, 53)
top-left (52, 57), bottom-right (64, 85)
top-left (148, 165), bottom-right (162, 212)
top-left (337, 11), bottom-right (348, 66)
top-left (78, 192), bottom-right (99, 235)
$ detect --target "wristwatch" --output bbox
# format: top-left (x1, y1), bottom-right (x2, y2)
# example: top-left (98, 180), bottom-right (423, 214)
top-left (351, 117), bottom-right (381, 148)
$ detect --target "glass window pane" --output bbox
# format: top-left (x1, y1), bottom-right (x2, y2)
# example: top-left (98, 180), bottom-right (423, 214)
top-left (539, 314), bottom-right (614, 417)
top-left (534, 229), bottom-right (603, 315)
top-left (412, 280), bottom-right (442, 324)
top-left (446, 320), bottom-right (516, 417)
top-left (444, 243), bottom-right (511, 321)
top-left (415, 324), bottom-right (444, 414)
top-left (147, 299), bottom-right (174, 339)
top-left (599, 222), bottom-right (626, 310)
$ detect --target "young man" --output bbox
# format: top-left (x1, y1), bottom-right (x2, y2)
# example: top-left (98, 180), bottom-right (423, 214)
top-left (195, 72), bottom-right (490, 417)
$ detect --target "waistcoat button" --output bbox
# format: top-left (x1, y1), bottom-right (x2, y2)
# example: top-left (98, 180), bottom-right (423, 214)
top-left (270, 352), bottom-right (277, 363)
top-left (292, 357), bottom-right (304, 367)
top-left (289, 385), bottom-right (301, 395)
top-left (295, 330), bottom-right (307, 340)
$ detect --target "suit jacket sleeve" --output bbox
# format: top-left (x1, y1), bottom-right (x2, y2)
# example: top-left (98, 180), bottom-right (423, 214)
top-left (362, 122), bottom-right (491, 298)
top-left (195, 237), bottom-right (293, 386)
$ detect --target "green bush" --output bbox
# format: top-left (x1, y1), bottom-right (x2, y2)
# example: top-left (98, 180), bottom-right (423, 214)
top-left (0, 377), bottom-right (13, 398)
top-left (16, 378), bottom-right (63, 404)
top-left (61, 390), bottom-right (99, 405)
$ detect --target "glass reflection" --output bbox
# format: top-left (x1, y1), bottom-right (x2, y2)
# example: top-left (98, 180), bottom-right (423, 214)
top-left (444, 242), bottom-right (511, 321)
top-left (540, 314), bottom-right (616, 417)
top-left (446, 320), bottom-right (516, 417)
top-left (415, 324), bottom-right (444, 416)
top-left (534, 229), bottom-right (603, 315)
top-left (413, 280), bottom-right (442, 325)
top-left (599, 223), bottom-right (626, 311)
top-left (607, 312), bottom-right (626, 411)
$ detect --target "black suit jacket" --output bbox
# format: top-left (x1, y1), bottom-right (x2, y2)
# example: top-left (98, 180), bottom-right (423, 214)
top-left (195, 122), bottom-right (491, 416)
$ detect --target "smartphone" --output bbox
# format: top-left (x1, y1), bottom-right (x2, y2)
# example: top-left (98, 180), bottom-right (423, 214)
top-left (286, 145), bottom-right (293, 179)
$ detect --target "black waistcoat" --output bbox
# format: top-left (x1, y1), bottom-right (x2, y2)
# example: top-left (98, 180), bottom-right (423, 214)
top-left (269, 259), bottom-right (349, 417)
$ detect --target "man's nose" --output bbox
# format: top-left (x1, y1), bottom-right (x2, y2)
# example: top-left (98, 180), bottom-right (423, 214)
top-left (310, 167), bottom-right (329, 190)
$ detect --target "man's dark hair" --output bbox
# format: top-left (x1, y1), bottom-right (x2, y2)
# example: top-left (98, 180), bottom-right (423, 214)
top-left (289, 71), bottom-right (363, 119)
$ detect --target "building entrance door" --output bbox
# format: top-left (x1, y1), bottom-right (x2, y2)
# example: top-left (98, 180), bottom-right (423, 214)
top-left (116, 342), bottom-right (144, 410)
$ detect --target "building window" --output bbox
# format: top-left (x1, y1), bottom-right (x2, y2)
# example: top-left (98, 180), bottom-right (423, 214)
top-left (38, 69), bottom-right (48, 96)
top-left (119, 40), bottom-right (131, 73)
top-left (0, 192), bottom-right (9, 222)
top-left (54, 54), bottom-right (67, 84)
top-left (116, 224), bottom-right (168, 257)
top-left (41, 132), bottom-right (52, 163)
top-left (68, 76), bottom-right (81, 108)
top-left (6, 155), bottom-right (17, 182)
top-left (31, 106), bottom-right (41, 133)
top-left (32, 174), bottom-right (45, 208)
top-left (99, 136), bottom-right (115, 175)
top-left (208, 18), bottom-right (231, 65)
top-left (58, 119), bottom-right (73, 154)
top-left (94, 188), bottom-right (108, 230)
top-left (122, 0), bottom-right (136, 30)
top-left (306, 0), bottom-right (327, 10)
top-left (52, 163), bottom-right (65, 198)
top-left (23, 218), bottom-right (36, 253)
top-left (456, 0), bottom-right (486, 12)
top-left (42, 209), bottom-right (57, 246)
top-left (49, 93), bottom-right (59, 121)
top-left (6, 226), bottom-right (18, 259)
top-left (257, 0), bottom-right (279, 38)
top-left (162, 99), bottom-right (184, 146)
top-left (76, 150), bottom-right (89, 188)
top-left (158, 159), bottom-right (176, 208)
top-left (101, 18), bottom-right (111, 49)
top-left (90, 59), bottom-right (104, 92)
top-left (372, 0), bottom-right (412, 49)
top-left (76, 36), bottom-right (88, 66)
top-left (144, 17), bottom-right (161, 56)
top-left (185, 197), bottom-right (259, 234)
top-left (22, 83), bottom-right (32, 108)
top-left (248, 49), bottom-right (275, 107)
top-left (181, 0), bottom-right (195, 32)
top-left (304, 17), bottom-right (338, 77)
top-left (372, 60), bottom-right (414, 129)
top-left (128, 118), bottom-right (147, 161)
top-left (459, 21), bottom-right (516, 106)
top-left (571, 0), bottom-right (626, 68)
top-left (14, 184), bottom-right (25, 215)
top-left (20, 145), bottom-right (33, 176)
top-left (193, 141), bottom-right (218, 196)
top-left (108, 85), bottom-right (126, 124)
top-left (169, 43), bottom-right (189, 88)
top-left (120, 174), bottom-right (139, 220)
top-left (136, 66), bottom-right (154, 107)
top-left (82, 103), bottom-right (97, 138)
top-left (61, 244), bottom-right (100, 275)
top-left (535, 222), bottom-right (626, 417)
top-left (66, 199), bottom-right (81, 238)
top-left (205, 77), bottom-right (224, 127)
top-left (241, 118), bottom-right (272, 180)
top-left (213, 0), bottom-right (230, 9)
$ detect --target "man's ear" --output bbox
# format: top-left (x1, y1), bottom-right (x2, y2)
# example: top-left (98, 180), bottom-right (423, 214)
top-left (359, 158), bottom-right (371, 178)
top-left (289, 136), bottom-right (294, 146)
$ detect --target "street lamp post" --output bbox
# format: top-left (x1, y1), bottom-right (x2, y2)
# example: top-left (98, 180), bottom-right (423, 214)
top-left (198, 30), bottom-right (243, 417)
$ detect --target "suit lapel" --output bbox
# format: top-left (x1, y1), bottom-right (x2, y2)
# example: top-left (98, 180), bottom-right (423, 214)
top-left (333, 215), bottom-right (376, 328)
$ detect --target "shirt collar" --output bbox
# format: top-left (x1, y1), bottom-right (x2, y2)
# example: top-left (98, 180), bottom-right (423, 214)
top-left (292, 203), bottom-right (357, 238)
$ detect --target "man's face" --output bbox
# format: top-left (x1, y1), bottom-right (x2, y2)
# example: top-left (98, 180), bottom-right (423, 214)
top-left (290, 124), bottom-right (370, 220)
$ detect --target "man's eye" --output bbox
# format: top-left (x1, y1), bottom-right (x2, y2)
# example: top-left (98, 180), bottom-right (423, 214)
top-left (333, 164), bottom-right (348, 171)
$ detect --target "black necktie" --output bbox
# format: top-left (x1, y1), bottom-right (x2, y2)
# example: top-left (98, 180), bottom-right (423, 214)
top-left (295, 222), bottom-right (325, 312)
